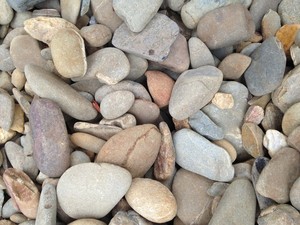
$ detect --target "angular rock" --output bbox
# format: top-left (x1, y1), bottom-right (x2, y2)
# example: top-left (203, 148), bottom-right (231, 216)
top-left (263, 130), bottom-right (288, 157)
top-left (128, 99), bottom-right (160, 124)
top-left (262, 10), bottom-right (281, 39)
top-left (80, 24), bottom-right (112, 47)
top-left (211, 92), bottom-right (234, 109)
top-left (276, 24), bottom-right (300, 55)
top-left (0, 90), bottom-right (15, 131)
top-left (244, 105), bottom-right (264, 125)
top-left (278, 0), bottom-right (300, 24)
top-left (242, 122), bottom-right (264, 158)
top-left (282, 102), bottom-right (300, 135)
top-left (70, 132), bottom-right (106, 154)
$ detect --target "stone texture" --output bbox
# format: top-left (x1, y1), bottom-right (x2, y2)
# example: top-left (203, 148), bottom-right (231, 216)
top-left (211, 92), bottom-right (234, 109)
top-left (278, 0), bottom-right (300, 24)
top-left (263, 130), bottom-right (288, 157)
top-left (256, 147), bottom-right (300, 203)
top-left (169, 66), bottom-right (223, 120)
top-left (61, 0), bottom-right (80, 24)
top-left (126, 54), bottom-right (148, 81)
top-left (70, 132), bottom-right (106, 154)
top-left (242, 122), bottom-right (264, 158)
top-left (196, 4), bottom-right (255, 49)
top-left (80, 24), bottom-right (112, 47)
top-left (0, 44), bottom-right (15, 72)
top-left (128, 99), bottom-right (160, 124)
top-left (282, 102), bottom-right (300, 136)
top-left (262, 9), bottom-right (281, 39)
top-left (262, 103), bottom-right (283, 131)
top-left (6, 0), bottom-right (45, 12)
top-left (0, 90), bottom-right (14, 131)
top-left (112, 13), bottom-right (179, 62)
top-left (244, 105), bottom-right (264, 125)
top-left (244, 36), bottom-right (286, 96)
top-left (57, 163), bottom-right (132, 219)
top-left (287, 126), bottom-right (300, 152)
top-left (125, 178), bottom-right (177, 223)
top-left (95, 124), bottom-right (161, 178)
top-left (276, 24), bottom-right (300, 56)
top-left (100, 113), bottom-right (136, 130)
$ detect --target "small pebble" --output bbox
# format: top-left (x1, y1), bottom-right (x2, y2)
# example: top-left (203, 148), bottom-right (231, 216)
top-left (80, 24), bottom-right (112, 47)
top-left (0, 0), bottom-right (14, 25)
top-left (242, 122), bottom-right (264, 158)
top-left (60, 0), bottom-right (81, 24)
top-left (0, 44), bottom-right (15, 72)
top-left (263, 130), bottom-right (287, 157)
top-left (69, 219), bottom-right (107, 225)
top-left (0, 90), bottom-right (15, 131)
top-left (262, 9), bottom-right (281, 39)
top-left (244, 105), bottom-right (264, 125)
top-left (100, 113), bottom-right (136, 130)
top-left (261, 103), bottom-right (283, 131)
top-left (109, 210), bottom-right (152, 225)
top-left (128, 99), bottom-right (160, 124)
top-left (282, 102), bottom-right (300, 135)
top-left (126, 53), bottom-right (148, 81)
top-left (11, 69), bottom-right (26, 90)
top-left (211, 92), bottom-right (234, 110)
top-left (70, 132), bottom-right (106, 154)
top-left (70, 151), bottom-right (91, 166)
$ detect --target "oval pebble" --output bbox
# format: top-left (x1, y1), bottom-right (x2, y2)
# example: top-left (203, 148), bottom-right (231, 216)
top-left (128, 99), bottom-right (160, 124)
top-left (70, 132), bottom-right (106, 154)
top-left (80, 24), bottom-right (112, 47)
top-left (282, 102), bottom-right (300, 136)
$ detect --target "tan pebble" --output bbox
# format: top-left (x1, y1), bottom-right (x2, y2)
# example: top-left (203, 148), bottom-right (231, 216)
top-left (70, 132), bottom-right (106, 154)
top-left (248, 32), bottom-right (263, 43)
top-left (276, 24), bottom-right (300, 56)
top-left (212, 92), bottom-right (234, 109)
top-left (213, 139), bottom-right (237, 162)
top-left (80, 24), bottom-right (112, 48)
top-left (0, 72), bottom-right (13, 92)
top-left (128, 99), bottom-right (160, 124)
top-left (0, 128), bottom-right (16, 144)
top-left (282, 102), bottom-right (300, 136)
top-left (211, 195), bottom-right (222, 215)
top-left (0, 175), bottom-right (6, 189)
top-left (0, 220), bottom-right (16, 225)
top-left (11, 69), bottom-right (25, 90)
top-left (61, 0), bottom-right (81, 24)
top-left (10, 213), bottom-right (27, 224)
top-left (10, 104), bottom-right (24, 133)
top-left (68, 218), bottom-right (107, 225)
top-left (248, 94), bottom-right (271, 109)
top-left (242, 122), bottom-right (264, 158)
top-left (244, 105), bottom-right (264, 125)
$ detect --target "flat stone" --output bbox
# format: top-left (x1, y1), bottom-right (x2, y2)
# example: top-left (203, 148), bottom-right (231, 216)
top-left (30, 98), bottom-right (70, 177)
top-left (0, 44), bottom-right (15, 72)
top-left (109, 210), bottom-right (152, 225)
top-left (188, 110), bottom-right (224, 141)
top-left (244, 36), bottom-right (286, 96)
top-left (287, 126), bottom-right (300, 152)
top-left (242, 122), bottom-right (264, 158)
top-left (0, 90), bottom-right (15, 131)
top-left (57, 163), bottom-right (132, 219)
top-left (11, 69), bottom-right (26, 90)
top-left (70, 132), bottom-right (106, 154)
top-left (276, 24), bottom-right (300, 56)
top-left (128, 99), bottom-right (160, 124)
top-left (145, 70), bottom-right (174, 108)
top-left (113, 0), bottom-right (163, 32)
top-left (197, 4), bottom-right (255, 49)
top-left (112, 13), bottom-right (179, 62)
top-left (126, 54), bottom-right (148, 81)
top-left (172, 168), bottom-right (213, 225)
top-left (32, 9), bottom-right (60, 18)
top-left (80, 0), bottom-right (90, 16)
top-left (211, 92), bottom-right (234, 109)
top-left (69, 219), bottom-right (106, 225)
top-left (244, 105), bottom-right (264, 125)
top-left (10, 213), bottom-right (27, 224)
top-left (261, 103), bottom-right (283, 131)
top-left (218, 53), bottom-right (251, 80)
top-left (5, 141), bottom-right (25, 170)
top-left (80, 24), bottom-right (112, 47)
top-left (278, 0), bottom-right (300, 24)
top-left (24, 64), bottom-right (97, 121)
top-left (100, 90), bottom-right (135, 120)
top-left (173, 128), bottom-right (234, 182)
top-left (282, 102), bottom-right (300, 135)
top-left (256, 147), bottom-right (300, 203)
top-left (263, 130), bottom-right (288, 157)
top-left (0, 0), bottom-right (14, 25)
top-left (188, 37), bottom-right (214, 69)
top-left (125, 178), bottom-right (177, 223)
top-left (50, 28), bottom-right (87, 78)
top-left (169, 66), bottom-right (223, 120)
top-left (262, 10), bottom-right (281, 39)
top-left (61, 0), bottom-right (80, 24)
top-left (70, 151), bottom-right (91, 166)
top-left (208, 179), bottom-right (256, 225)
top-left (100, 113), bottom-right (136, 130)
top-left (95, 124), bottom-right (161, 177)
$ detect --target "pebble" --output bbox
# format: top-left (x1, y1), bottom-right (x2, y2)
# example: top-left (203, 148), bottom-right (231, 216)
top-left (207, 182), bottom-right (229, 197)
top-left (290, 177), bottom-right (300, 211)
top-left (166, 0), bottom-right (185, 11)
top-left (287, 126), bottom-right (300, 152)
top-left (80, 24), bottom-right (112, 47)
top-left (25, 64), bottom-right (97, 121)
top-left (10, 11), bottom-right (32, 28)
top-left (169, 66), bottom-right (223, 120)
top-left (113, 0), bottom-right (163, 32)
top-left (233, 163), bottom-right (252, 180)
top-left (208, 179), bottom-right (256, 225)
top-left (100, 113), bottom-right (136, 130)
top-left (0, 71), bottom-right (13, 92)
top-left (261, 103), bottom-right (283, 131)
top-left (2, 198), bottom-right (20, 219)
top-left (5, 141), bottom-right (25, 170)
top-left (0, 90), bottom-right (14, 131)
top-left (126, 54), bottom-right (148, 81)
top-left (278, 0), bottom-right (300, 24)
top-left (128, 99), bottom-right (160, 124)
top-left (70, 132), bottom-right (106, 154)
top-left (60, 0), bottom-right (80, 24)
top-left (12, 88), bottom-right (30, 116)
top-left (125, 178), bottom-right (177, 223)
top-left (197, 4), bottom-right (255, 49)
top-left (35, 184), bottom-right (57, 225)
top-left (69, 219), bottom-right (107, 225)
top-left (213, 139), bottom-right (237, 162)
top-left (242, 122), bottom-right (264, 158)
top-left (100, 90), bottom-right (135, 120)
top-left (71, 79), bottom-right (103, 96)
top-left (218, 53), bottom-right (251, 80)
top-left (50, 28), bottom-right (87, 78)
top-left (244, 105), bottom-right (264, 124)
top-left (244, 37), bottom-right (286, 96)
top-left (263, 130), bottom-right (288, 157)
top-left (188, 37), bottom-right (215, 69)
top-left (240, 42), bottom-right (261, 56)
top-left (276, 24), bottom-right (300, 56)
top-left (282, 102), bottom-right (300, 135)
top-left (248, 94), bottom-right (271, 109)
top-left (6, 0), bottom-right (45, 12)
top-left (0, 44), bottom-right (15, 72)
top-left (11, 69), bottom-right (26, 90)
top-left (32, 9), bottom-right (60, 18)
top-left (188, 110), bottom-right (224, 141)
top-left (290, 44), bottom-right (300, 66)
top-left (70, 151), bottom-right (91, 166)
top-left (0, 220), bottom-right (17, 225)
top-left (3, 168), bottom-right (40, 219)
top-left (173, 128), bottom-right (234, 182)
top-left (112, 13), bottom-right (179, 62)
top-left (262, 9), bottom-right (281, 39)
top-left (0, 128), bottom-right (16, 145)
top-left (2, 27), bottom-right (26, 46)
top-left (172, 168), bottom-right (213, 225)
top-left (95, 124), bottom-right (161, 177)
top-left (145, 70), bottom-right (174, 108)
top-left (0, 0), bottom-right (13, 25)
top-left (109, 210), bottom-right (152, 225)
top-left (211, 92), bottom-right (234, 109)
top-left (10, 213), bottom-right (27, 224)
top-left (256, 147), bottom-right (300, 203)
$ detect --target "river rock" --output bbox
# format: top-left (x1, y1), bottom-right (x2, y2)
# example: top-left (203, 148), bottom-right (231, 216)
top-left (213, 139), bottom-right (237, 162)
top-left (0, 44), bottom-right (15, 72)
top-left (80, 24), bottom-right (111, 47)
top-left (262, 10), bottom-right (281, 39)
top-left (109, 210), bottom-right (152, 225)
top-left (0, 0), bottom-right (13, 25)
top-left (69, 219), bottom-right (106, 225)
top-left (0, 90), bottom-right (14, 131)
top-left (208, 179), bottom-right (256, 225)
top-left (211, 92), bottom-right (234, 109)
top-left (278, 0), bottom-right (300, 24)
top-left (173, 129), bottom-right (234, 182)
top-left (276, 24), bottom-right (300, 56)
top-left (166, 0), bottom-right (185, 11)
top-left (290, 177), bottom-right (300, 210)
top-left (60, 0), bottom-right (80, 24)
top-left (172, 168), bottom-right (213, 225)
top-left (126, 54), bottom-right (148, 81)
top-left (263, 130), bottom-right (288, 157)
top-left (5, 141), bottom-right (25, 170)
top-left (25, 64), bottom-right (97, 121)
top-left (125, 178), bottom-right (177, 223)
top-left (96, 124), bottom-right (161, 177)
top-left (128, 99), bottom-right (160, 124)
top-left (70, 132), bottom-right (106, 154)
top-left (256, 147), bottom-right (300, 203)
top-left (169, 66), bottom-right (223, 120)
top-left (70, 151), bottom-right (91, 166)
top-left (244, 36), bottom-right (286, 96)
top-left (242, 122), bottom-right (264, 158)
top-left (287, 126), bottom-right (300, 152)
top-left (197, 4), bottom-right (255, 49)
top-left (282, 102), bottom-right (300, 136)
top-left (30, 98), bottom-right (70, 177)
top-left (262, 103), bottom-right (283, 131)
top-left (100, 113), bottom-right (136, 129)
top-left (11, 69), bottom-right (25, 90)
top-left (112, 13), bottom-right (179, 62)
top-left (291, 44), bottom-right (300, 66)
top-left (244, 105), bottom-right (264, 125)
top-left (6, 0), bottom-right (45, 12)
top-left (57, 163), bottom-right (132, 219)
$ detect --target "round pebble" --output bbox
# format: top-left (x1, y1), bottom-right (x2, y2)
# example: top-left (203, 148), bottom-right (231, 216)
top-left (80, 24), bottom-right (112, 47)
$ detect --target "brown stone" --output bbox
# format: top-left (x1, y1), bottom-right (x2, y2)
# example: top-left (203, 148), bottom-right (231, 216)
top-left (10, 104), bottom-right (24, 133)
top-left (276, 24), bottom-right (300, 56)
top-left (242, 122), bottom-right (264, 158)
top-left (282, 102), bottom-right (300, 135)
top-left (287, 126), bottom-right (300, 152)
top-left (262, 103), bottom-right (283, 131)
top-left (0, 128), bottom-right (16, 144)
top-left (244, 105), bottom-right (264, 125)
top-left (213, 139), bottom-right (237, 162)
top-left (172, 118), bottom-right (190, 130)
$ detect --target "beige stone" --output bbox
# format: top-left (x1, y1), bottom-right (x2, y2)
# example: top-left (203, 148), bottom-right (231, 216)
top-left (287, 126), bottom-right (300, 152)
top-left (213, 139), bottom-right (237, 162)
top-left (70, 132), bottom-right (106, 154)
top-left (0, 128), bottom-right (15, 144)
top-left (212, 92), bottom-right (234, 109)
top-left (11, 69), bottom-right (25, 90)
top-left (80, 24), bottom-right (112, 48)
top-left (10, 104), bottom-right (24, 133)
top-left (61, 0), bottom-right (81, 24)
top-left (68, 219), bottom-right (107, 225)
top-left (282, 102), bottom-right (300, 135)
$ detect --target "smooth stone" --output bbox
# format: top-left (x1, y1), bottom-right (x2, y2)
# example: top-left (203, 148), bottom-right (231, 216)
top-left (197, 4), bottom-right (255, 49)
top-left (291, 44), bottom-right (300, 66)
top-left (211, 92), bottom-right (234, 109)
top-left (287, 126), bottom-right (300, 152)
top-left (40, 48), bottom-right (52, 60)
top-left (125, 178), bottom-right (177, 223)
top-left (57, 163), bottom-right (132, 219)
top-left (233, 163), bottom-right (252, 180)
top-left (35, 184), bottom-right (57, 225)
top-left (25, 64), bottom-right (97, 121)
top-left (10, 11), bottom-right (32, 28)
top-left (278, 0), bottom-right (300, 24)
top-left (256, 147), bottom-right (300, 203)
top-left (112, 13), bottom-right (179, 62)
top-left (173, 129), bottom-right (234, 182)
top-left (218, 53), bottom-right (251, 80)
top-left (71, 79), bottom-right (103, 96)
top-left (263, 130), bottom-right (288, 157)
top-left (244, 105), bottom-right (264, 124)
top-left (166, 0), bottom-right (185, 11)
top-left (12, 88), bottom-right (30, 116)
top-left (188, 37), bottom-right (214, 69)
top-left (10, 213), bottom-right (27, 223)
top-left (95, 80), bottom-right (151, 102)
top-left (240, 42), bottom-right (261, 56)
top-left (0, 44), bottom-right (15, 72)
top-left (212, 46), bottom-right (234, 61)
top-left (276, 24), bottom-right (300, 56)
top-left (169, 66), bottom-right (223, 120)
top-left (172, 168), bottom-right (213, 225)
top-left (2, 27), bottom-right (26, 46)
top-left (0, 0), bottom-right (13, 25)
top-left (207, 182), bottom-right (229, 197)
top-left (24, 16), bottom-right (79, 45)
top-left (80, 0), bottom-right (90, 16)
top-left (6, 0), bottom-right (45, 12)
top-left (95, 124), bottom-right (161, 177)
top-left (145, 70), bottom-right (174, 108)
top-left (11, 69), bottom-right (26, 90)
top-left (261, 103), bottom-right (283, 131)
top-left (126, 54), bottom-right (148, 81)
top-left (80, 24), bottom-right (112, 47)
top-left (20, 221), bottom-right (35, 225)
top-left (188, 110), bottom-right (224, 141)
top-left (0, 219), bottom-right (17, 225)
top-left (113, 0), bottom-right (163, 32)
top-left (32, 8), bottom-right (60, 18)
top-left (282, 102), bottom-right (300, 135)
top-left (295, 30), bottom-right (300, 47)
top-left (91, 0), bottom-right (122, 31)
top-left (10, 35), bottom-right (47, 72)
top-left (50, 29), bottom-right (87, 78)
top-left (248, 94), bottom-right (271, 109)
top-left (213, 139), bottom-right (237, 162)
top-left (70, 151), bottom-right (91, 166)
top-left (5, 141), bottom-right (25, 170)
top-left (100, 90), bottom-right (135, 120)
top-left (128, 99), bottom-right (160, 124)
top-left (257, 204), bottom-right (300, 225)
top-left (0, 128), bottom-right (16, 144)
top-left (208, 179), bottom-right (256, 225)
top-left (61, 0), bottom-right (80, 24)
top-left (100, 113), bottom-right (136, 129)
top-left (244, 37), bottom-right (286, 96)
top-left (109, 210), bottom-right (152, 225)
top-left (0, 90), bottom-right (14, 131)
top-left (69, 219), bottom-right (106, 225)
top-left (262, 9), bottom-right (281, 39)
top-left (30, 98), bottom-right (70, 177)
top-left (290, 177), bottom-right (300, 210)
top-left (70, 132), bottom-right (106, 154)
top-left (0, 71), bottom-right (14, 92)
top-left (242, 122), bottom-right (264, 158)
top-left (2, 198), bottom-right (20, 219)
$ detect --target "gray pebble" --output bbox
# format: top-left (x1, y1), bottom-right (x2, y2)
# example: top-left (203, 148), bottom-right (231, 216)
top-left (126, 54), bottom-right (148, 81)
top-left (0, 44), bottom-right (15, 71)
top-left (70, 151), bottom-right (91, 166)
top-left (4, 141), bottom-right (25, 170)
top-left (6, 0), bottom-right (46, 12)
top-left (2, 198), bottom-right (20, 218)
